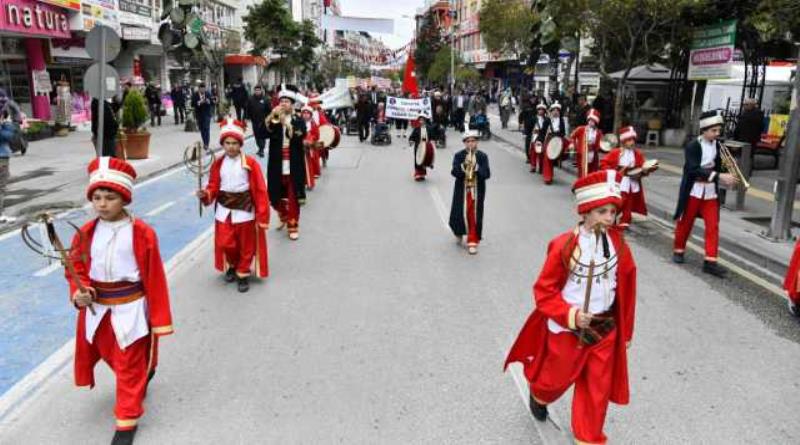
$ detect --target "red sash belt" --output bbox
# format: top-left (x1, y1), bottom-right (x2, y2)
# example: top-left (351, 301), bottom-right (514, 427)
top-left (91, 281), bottom-right (144, 306)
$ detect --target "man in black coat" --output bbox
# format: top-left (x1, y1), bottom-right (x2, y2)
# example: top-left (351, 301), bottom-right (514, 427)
top-left (170, 84), bottom-right (186, 125)
top-left (672, 110), bottom-right (736, 278)
top-left (266, 86), bottom-right (307, 241)
top-left (449, 130), bottom-right (490, 255)
top-left (573, 95), bottom-right (591, 127)
top-left (734, 98), bottom-right (764, 155)
top-left (91, 98), bottom-right (119, 157)
top-left (355, 94), bottom-right (373, 143)
top-left (246, 84), bottom-right (271, 157)
top-left (191, 83), bottom-right (217, 151)
top-left (145, 82), bottom-right (162, 127)
top-left (231, 78), bottom-right (249, 121)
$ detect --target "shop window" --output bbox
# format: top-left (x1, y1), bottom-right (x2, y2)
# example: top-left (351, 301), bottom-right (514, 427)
top-left (0, 59), bottom-right (31, 109)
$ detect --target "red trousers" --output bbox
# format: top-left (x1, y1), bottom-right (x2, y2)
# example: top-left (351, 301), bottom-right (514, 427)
top-left (85, 312), bottom-right (154, 431)
top-left (216, 217), bottom-right (257, 276)
top-left (278, 175), bottom-right (300, 233)
top-left (673, 196), bottom-right (719, 260)
top-left (542, 155), bottom-right (555, 184)
top-left (466, 189), bottom-right (479, 246)
top-left (305, 151), bottom-right (316, 189)
top-left (531, 330), bottom-right (617, 445)
top-left (576, 152), bottom-right (599, 178)
top-left (619, 192), bottom-right (634, 227)
top-left (529, 145), bottom-right (543, 173)
top-left (414, 166), bottom-right (427, 179)
top-left (312, 150), bottom-right (322, 178)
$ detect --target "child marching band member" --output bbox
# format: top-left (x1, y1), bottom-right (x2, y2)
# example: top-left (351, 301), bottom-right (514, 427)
top-left (505, 170), bottom-right (637, 445)
top-left (409, 114), bottom-right (435, 181)
top-left (570, 108), bottom-right (603, 178)
top-left (309, 97), bottom-right (330, 169)
top-left (300, 105), bottom-right (321, 190)
top-left (527, 103), bottom-right (550, 174)
top-left (68, 157), bottom-right (173, 445)
top-left (541, 103), bottom-right (569, 185)
top-left (672, 110), bottom-right (735, 277)
top-left (784, 241), bottom-right (800, 317)
top-left (267, 86), bottom-right (307, 240)
top-left (197, 118), bottom-right (269, 292)
top-left (449, 130), bottom-right (491, 255)
top-left (600, 126), bottom-right (656, 229)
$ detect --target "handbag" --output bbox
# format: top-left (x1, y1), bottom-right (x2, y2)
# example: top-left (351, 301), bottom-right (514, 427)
top-left (7, 122), bottom-right (27, 154)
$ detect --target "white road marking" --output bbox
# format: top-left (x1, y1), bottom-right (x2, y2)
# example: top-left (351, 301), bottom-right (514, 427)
top-left (0, 225), bottom-right (216, 424)
top-left (426, 183), bottom-right (451, 231)
top-left (32, 262), bottom-right (61, 278)
top-left (144, 201), bottom-right (176, 217)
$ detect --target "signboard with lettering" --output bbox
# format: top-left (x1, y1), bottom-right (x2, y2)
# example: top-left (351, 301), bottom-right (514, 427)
top-left (118, 0), bottom-right (151, 27)
top-left (0, 0), bottom-right (71, 38)
top-left (688, 20), bottom-right (737, 80)
top-left (77, 0), bottom-right (120, 33)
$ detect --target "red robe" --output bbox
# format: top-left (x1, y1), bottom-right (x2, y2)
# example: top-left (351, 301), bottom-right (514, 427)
top-left (202, 154), bottom-right (270, 277)
top-left (784, 242), bottom-right (800, 305)
top-left (304, 119), bottom-right (322, 183)
top-left (601, 147), bottom-right (648, 215)
top-left (68, 218), bottom-right (173, 387)
top-left (570, 126), bottom-right (603, 178)
top-left (504, 227), bottom-right (637, 405)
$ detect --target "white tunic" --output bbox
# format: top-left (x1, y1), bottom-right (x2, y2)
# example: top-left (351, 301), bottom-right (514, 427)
top-left (689, 138), bottom-right (718, 200)
top-left (214, 155), bottom-right (254, 224)
top-left (548, 228), bottom-right (617, 334)
top-left (619, 148), bottom-right (641, 193)
top-left (86, 218), bottom-right (149, 349)
top-left (586, 127), bottom-right (597, 162)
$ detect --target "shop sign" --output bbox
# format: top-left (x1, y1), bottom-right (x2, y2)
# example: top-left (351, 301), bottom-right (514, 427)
top-left (77, 0), bottom-right (120, 33)
top-left (0, 0), bottom-right (71, 38)
top-left (38, 0), bottom-right (80, 12)
top-left (32, 69), bottom-right (52, 94)
top-left (122, 25), bottom-right (149, 40)
top-left (118, 0), bottom-right (151, 27)
top-left (688, 19), bottom-right (737, 80)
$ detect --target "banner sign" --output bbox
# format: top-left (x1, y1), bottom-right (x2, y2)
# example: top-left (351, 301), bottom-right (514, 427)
top-left (385, 96), bottom-right (432, 120)
top-left (688, 20), bottom-right (737, 80)
top-left (0, 0), bottom-right (71, 38)
top-left (321, 15), bottom-right (394, 34)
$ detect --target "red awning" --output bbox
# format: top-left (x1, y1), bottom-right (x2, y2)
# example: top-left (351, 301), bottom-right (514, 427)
top-left (224, 55), bottom-right (267, 66)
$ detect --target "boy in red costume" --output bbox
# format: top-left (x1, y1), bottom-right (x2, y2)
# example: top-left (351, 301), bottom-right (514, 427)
top-left (505, 170), bottom-right (637, 445)
top-left (783, 242), bottom-right (800, 317)
top-left (197, 118), bottom-right (269, 292)
top-left (301, 105), bottom-right (321, 189)
top-left (600, 126), bottom-right (656, 229)
top-left (570, 108), bottom-right (603, 178)
top-left (68, 157), bottom-right (174, 445)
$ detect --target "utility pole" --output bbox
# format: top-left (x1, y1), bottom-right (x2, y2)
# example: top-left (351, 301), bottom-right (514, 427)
top-left (766, 46), bottom-right (800, 240)
top-left (449, 5), bottom-right (456, 95)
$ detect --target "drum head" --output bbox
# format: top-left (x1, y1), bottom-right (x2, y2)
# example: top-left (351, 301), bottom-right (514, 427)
top-left (643, 159), bottom-right (659, 170)
top-left (627, 167), bottom-right (643, 177)
top-left (330, 126), bottom-right (341, 148)
top-left (599, 140), bottom-right (612, 153)
top-left (318, 124), bottom-right (335, 148)
top-left (546, 137), bottom-right (563, 160)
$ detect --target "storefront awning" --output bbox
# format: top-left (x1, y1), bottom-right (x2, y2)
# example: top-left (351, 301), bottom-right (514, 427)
top-left (224, 55), bottom-right (267, 66)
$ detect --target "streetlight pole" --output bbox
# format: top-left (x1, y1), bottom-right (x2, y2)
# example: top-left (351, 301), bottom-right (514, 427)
top-left (449, 7), bottom-right (456, 94)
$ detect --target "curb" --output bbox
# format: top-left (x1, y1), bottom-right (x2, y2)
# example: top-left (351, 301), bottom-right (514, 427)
top-left (489, 129), bottom-right (792, 281)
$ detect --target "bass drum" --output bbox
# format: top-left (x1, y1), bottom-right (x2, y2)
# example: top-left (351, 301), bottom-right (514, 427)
top-left (546, 137), bottom-right (563, 160)
top-left (416, 141), bottom-right (435, 167)
top-left (318, 124), bottom-right (338, 148)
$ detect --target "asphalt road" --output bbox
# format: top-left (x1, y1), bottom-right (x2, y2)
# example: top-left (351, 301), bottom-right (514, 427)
top-left (1, 128), bottom-right (800, 444)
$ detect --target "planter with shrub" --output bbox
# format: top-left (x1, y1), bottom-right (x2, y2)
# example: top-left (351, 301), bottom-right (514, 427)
top-left (121, 89), bottom-right (150, 159)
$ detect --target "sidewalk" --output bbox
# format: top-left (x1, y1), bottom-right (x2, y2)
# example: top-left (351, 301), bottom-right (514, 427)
top-left (485, 106), bottom-right (799, 279)
top-left (1, 121), bottom-right (249, 234)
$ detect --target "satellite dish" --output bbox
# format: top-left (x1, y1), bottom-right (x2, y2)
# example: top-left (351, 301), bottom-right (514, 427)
top-left (170, 7), bottom-right (185, 25)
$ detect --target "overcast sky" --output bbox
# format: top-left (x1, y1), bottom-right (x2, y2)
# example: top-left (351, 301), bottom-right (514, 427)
top-left (338, 0), bottom-right (427, 49)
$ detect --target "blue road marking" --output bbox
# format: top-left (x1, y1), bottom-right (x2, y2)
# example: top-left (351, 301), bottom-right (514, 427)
top-left (0, 141), bottom-right (267, 396)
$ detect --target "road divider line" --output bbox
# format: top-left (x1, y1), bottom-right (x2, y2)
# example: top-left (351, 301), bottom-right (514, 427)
top-left (426, 184), bottom-right (451, 232)
top-left (32, 262), bottom-right (61, 278)
top-left (144, 201), bottom-right (176, 217)
top-left (0, 225), bottom-right (216, 425)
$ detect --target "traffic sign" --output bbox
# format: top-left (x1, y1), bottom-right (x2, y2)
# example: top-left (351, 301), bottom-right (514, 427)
top-left (85, 25), bottom-right (121, 62)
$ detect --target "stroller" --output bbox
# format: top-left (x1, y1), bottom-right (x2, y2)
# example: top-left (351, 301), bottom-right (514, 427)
top-left (469, 113), bottom-right (491, 140)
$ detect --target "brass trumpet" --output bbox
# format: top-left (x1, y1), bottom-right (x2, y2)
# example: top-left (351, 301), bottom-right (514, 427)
top-left (720, 143), bottom-right (750, 190)
top-left (268, 108), bottom-right (285, 125)
top-left (463, 150), bottom-right (478, 188)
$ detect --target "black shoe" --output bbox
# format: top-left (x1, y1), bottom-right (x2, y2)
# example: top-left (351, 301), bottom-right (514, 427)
top-left (224, 267), bottom-right (236, 283)
top-left (672, 253), bottom-right (685, 264)
top-left (237, 276), bottom-right (250, 293)
top-left (789, 301), bottom-right (800, 318)
top-left (703, 261), bottom-right (727, 278)
top-left (257, 151), bottom-right (264, 158)
top-left (529, 395), bottom-right (548, 421)
top-left (111, 427), bottom-right (136, 445)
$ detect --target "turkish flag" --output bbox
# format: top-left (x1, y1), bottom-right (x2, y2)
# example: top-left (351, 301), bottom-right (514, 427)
top-left (402, 54), bottom-right (419, 98)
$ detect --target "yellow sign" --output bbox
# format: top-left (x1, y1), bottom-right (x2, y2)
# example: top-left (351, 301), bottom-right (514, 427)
top-left (40, 0), bottom-right (81, 11)
top-left (768, 114), bottom-right (789, 137)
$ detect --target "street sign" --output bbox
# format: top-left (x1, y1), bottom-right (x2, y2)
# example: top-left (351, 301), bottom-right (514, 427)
top-left (85, 25), bottom-right (121, 62)
top-left (84, 63), bottom-right (121, 98)
top-left (688, 20), bottom-right (737, 80)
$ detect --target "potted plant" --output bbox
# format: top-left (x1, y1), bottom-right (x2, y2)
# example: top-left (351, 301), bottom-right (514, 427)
top-left (121, 89), bottom-right (150, 159)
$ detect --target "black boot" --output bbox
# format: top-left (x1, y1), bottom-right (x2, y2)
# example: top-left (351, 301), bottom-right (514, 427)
top-left (672, 253), bottom-right (685, 264)
top-left (237, 276), bottom-right (250, 293)
top-left (224, 267), bottom-right (236, 283)
top-left (529, 395), bottom-right (548, 421)
top-left (703, 260), bottom-right (727, 278)
top-left (111, 427), bottom-right (137, 445)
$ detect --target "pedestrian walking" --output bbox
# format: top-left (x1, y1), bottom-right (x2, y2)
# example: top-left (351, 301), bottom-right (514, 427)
top-left (601, 126), bottom-right (657, 229)
top-left (409, 114), bottom-right (435, 181)
top-left (505, 169), bottom-right (637, 445)
top-left (356, 94), bottom-right (372, 143)
top-left (145, 83), bottom-right (162, 127)
top-left (246, 85), bottom-right (271, 157)
top-left (169, 84), bottom-right (186, 125)
top-left (67, 157), bottom-right (174, 445)
top-left (570, 108), bottom-right (603, 178)
top-left (91, 98), bottom-right (119, 157)
top-left (0, 118), bottom-right (16, 223)
top-left (197, 119), bottom-right (269, 292)
top-left (734, 97), bottom-right (765, 160)
top-left (231, 78), bottom-right (249, 121)
top-left (192, 83), bottom-right (217, 151)
top-left (449, 130), bottom-right (490, 255)
top-left (672, 110), bottom-right (735, 277)
top-left (452, 88), bottom-right (467, 132)
top-left (266, 86), bottom-right (307, 241)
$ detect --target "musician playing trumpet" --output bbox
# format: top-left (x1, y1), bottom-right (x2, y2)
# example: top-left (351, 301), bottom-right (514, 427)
top-left (448, 130), bottom-right (490, 255)
top-left (673, 110), bottom-right (735, 277)
top-left (600, 126), bottom-right (657, 229)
